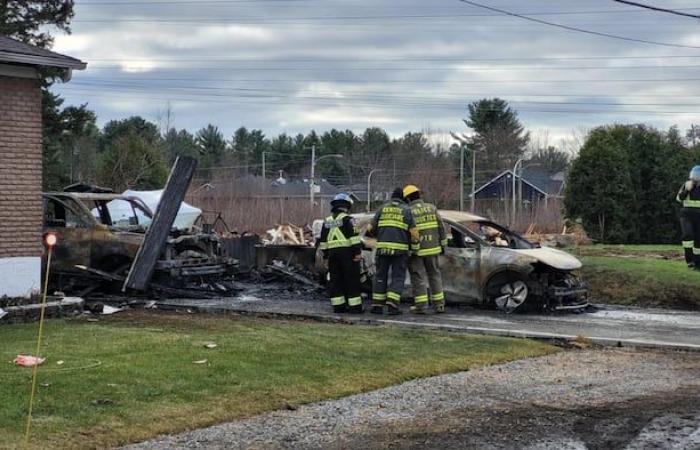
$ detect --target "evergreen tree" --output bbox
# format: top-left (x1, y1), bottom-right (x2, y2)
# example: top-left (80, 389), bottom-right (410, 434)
top-left (164, 128), bottom-right (199, 163)
top-left (565, 124), bottom-right (692, 244)
top-left (196, 124), bottom-right (228, 169)
top-left (0, 1), bottom-right (74, 48)
top-left (464, 98), bottom-right (530, 176)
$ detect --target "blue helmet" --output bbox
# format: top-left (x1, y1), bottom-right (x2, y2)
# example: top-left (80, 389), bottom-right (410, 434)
top-left (331, 193), bottom-right (353, 206)
top-left (691, 166), bottom-right (700, 182)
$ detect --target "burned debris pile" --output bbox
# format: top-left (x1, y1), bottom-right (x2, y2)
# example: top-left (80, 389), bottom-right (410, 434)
top-left (45, 158), bottom-right (239, 301)
top-left (44, 158), bottom-right (326, 304)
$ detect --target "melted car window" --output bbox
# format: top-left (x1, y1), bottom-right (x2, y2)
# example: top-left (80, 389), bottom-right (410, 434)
top-left (447, 226), bottom-right (477, 249)
top-left (461, 220), bottom-right (534, 249)
top-left (44, 198), bottom-right (86, 228)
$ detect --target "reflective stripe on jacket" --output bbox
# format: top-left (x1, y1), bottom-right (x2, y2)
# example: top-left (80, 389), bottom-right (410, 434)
top-left (371, 200), bottom-right (418, 255)
top-left (677, 184), bottom-right (700, 210)
top-left (319, 212), bottom-right (361, 254)
top-left (409, 200), bottom-right (447, 257)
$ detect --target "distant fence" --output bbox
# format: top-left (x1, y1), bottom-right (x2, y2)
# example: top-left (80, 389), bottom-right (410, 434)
top-left (188, 191), bottom-right (564, 235)
top-left (189, 194), bottom-right (332, 234)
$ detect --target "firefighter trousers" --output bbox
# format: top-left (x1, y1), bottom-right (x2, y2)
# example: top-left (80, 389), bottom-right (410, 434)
top-left (372, 253), bottom-right (408, 305)
top-left (680, 212), bottom-right (700, 265)
top-left (408, 255), bottom-right (445, 305)
top-left (328, 250), bottom-right (363, 313)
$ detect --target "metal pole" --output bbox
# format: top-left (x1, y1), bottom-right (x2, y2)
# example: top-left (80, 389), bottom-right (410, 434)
top-left (459, 147), bottom-right (464, 212)
top-left (367, 169), bottom-right (380, 212)
top-left (512, 158), bottom-right (523, 226)
top-left (471, 148), bottom-right (477, 212)
top-left (310, 145), bottom-right (315, 206)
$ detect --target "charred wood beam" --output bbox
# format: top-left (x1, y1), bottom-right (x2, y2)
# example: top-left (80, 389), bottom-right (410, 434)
top-left (77, 265), bottom-right (215, 299)
top-left (123, 156), bottom-right (198, 291)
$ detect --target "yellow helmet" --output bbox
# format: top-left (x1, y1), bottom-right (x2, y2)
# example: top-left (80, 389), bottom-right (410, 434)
top-left (403, 185), bottom-right (420, 198)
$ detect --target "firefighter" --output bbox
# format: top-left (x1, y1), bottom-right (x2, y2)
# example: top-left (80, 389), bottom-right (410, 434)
top-left (318, 193), bottom-right (364, 313)
top-left (367, 188), bottom-right (419, 315)
top-left (678, 165), bottom-right (700, 268)
top-left (403, 185), bottom-right (448, 314)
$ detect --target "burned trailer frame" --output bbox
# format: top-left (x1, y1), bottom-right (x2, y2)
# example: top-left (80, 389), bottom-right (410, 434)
top-left (42, 191), bottom-right (236, 293)
top-left (346, 210), bottom-right (588, 313)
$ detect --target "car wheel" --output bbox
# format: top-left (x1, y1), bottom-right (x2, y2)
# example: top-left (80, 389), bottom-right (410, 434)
top-left (486, 273), bottom-right (529, 313)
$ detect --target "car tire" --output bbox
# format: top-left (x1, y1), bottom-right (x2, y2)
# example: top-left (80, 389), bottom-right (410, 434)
top-left (485, 272), bottom-right (529, 313)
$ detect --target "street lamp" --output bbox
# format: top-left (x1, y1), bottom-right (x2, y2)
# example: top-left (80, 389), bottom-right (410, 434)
top-left (512, 158), bottom-right (525, 226)
top-left (310, 150), bottom-right (344, 206)
top-left (367, 168), bottom-right (382, 212)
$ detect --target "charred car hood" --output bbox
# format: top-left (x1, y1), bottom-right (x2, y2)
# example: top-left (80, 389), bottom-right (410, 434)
top-left (511, 247), bottom-right (582, 271)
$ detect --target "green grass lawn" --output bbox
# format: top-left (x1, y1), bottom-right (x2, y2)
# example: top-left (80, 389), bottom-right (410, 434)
top-left (575, 244), bottom-right (681, 257)
top-left (578, 245), bottom-right (700, 309)
top-left (0, 312), bottom-right (555, 449)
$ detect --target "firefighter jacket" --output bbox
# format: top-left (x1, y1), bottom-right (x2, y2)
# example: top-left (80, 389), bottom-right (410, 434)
top-left (677, 183), bottom-right (700, 215)
top-left (318, 212), bottom-right (362, 257)
top-left (409, 199), bottom-right (447, 257)
top-left (370, 200), bottom-right (419, 255)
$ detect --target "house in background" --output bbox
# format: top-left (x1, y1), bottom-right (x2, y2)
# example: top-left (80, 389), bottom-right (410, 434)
top-left (472, 168), bottom-right (566, 205)
top-left (337, 183), bottom-right (391, 210)
top-left (270, 178), bottom-right (341, 202)
top-left (0, 35), bottom-right (86, 298)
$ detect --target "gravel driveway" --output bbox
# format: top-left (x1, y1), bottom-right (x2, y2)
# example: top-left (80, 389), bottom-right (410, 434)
top-left (126, 348), bottom-right (700, 449)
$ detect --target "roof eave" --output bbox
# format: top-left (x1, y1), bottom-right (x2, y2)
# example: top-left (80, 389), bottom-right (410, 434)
top-left (0, 51), bottom-right (87, 70)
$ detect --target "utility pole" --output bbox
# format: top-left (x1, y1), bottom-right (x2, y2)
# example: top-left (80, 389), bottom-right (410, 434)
top-left (367, 168), bottom-right (382, 212)
top-left (459, 146), bottom-right (465, 212)
top-left (471, 148), bottom-right (477, 212)
top-left (310, 144), bottom-right (316, 206)
top-left (512, 158), bottom-right (524, 227)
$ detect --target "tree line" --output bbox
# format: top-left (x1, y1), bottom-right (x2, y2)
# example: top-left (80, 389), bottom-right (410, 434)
top-left (565, 124), bottom-right (700, 244)
top-left (42, 96), bottom-right (553, 199)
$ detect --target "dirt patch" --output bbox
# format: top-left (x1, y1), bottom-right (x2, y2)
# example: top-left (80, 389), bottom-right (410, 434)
top-left (349, 388), bottom-right (700, 450)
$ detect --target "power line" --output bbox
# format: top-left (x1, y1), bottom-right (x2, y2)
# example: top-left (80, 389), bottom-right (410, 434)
top-left (56, 87), bottom-right (700, 115)
top-left (81, 54), bottom-right (700, 63)
top-left (611, 0), bottom-right (700, 19)
top-left (68, 7), bottom-right (700, 23)
top-left (68, 76), bottom-right (700, 85)
top-left (457, 0), bottom-right (700, 50)
top-left (68, 77), bottom-right (700, 97)
top-left (65, 80), bottom-right (700, 106)
top-left (81, 0), bottom-right (311, 4)
top-left (78, 64), bottom-right (700, 71)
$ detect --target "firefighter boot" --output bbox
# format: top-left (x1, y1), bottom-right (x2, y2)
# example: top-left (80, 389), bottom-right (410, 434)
top-left (333, 304), bottom-right (348, 314)
top-left (348, 304), bottom-right (364, 314)
top-left (386, 301), bottom-right (402, 315)
top-left (409, 302), bottom-right (429, 315)
top-left (433, 301), bottom-right (445, 314)
top-left (370, 304), bottom-right (385, 315)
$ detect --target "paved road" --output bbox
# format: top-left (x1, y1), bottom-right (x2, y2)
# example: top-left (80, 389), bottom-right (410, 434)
top-left (157, 283), bottom-right (700, 351)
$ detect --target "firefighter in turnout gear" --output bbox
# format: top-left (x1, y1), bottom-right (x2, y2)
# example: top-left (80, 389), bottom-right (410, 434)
top-left (319, 193), bottom-right (364, 313)
top-left (367, 188), bottom-right (419, 315)
top-left (403, 185), bottom-right (448, 314)
top-left (678, 166), bottom-right (700, 268)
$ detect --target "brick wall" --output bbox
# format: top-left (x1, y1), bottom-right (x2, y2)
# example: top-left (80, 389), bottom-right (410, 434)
top-left (0, 75), bottom-right (43, 258)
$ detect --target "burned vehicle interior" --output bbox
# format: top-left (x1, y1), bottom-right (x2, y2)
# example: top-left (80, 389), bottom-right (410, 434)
top-left (43, 188), bottom-right (236, 297)
top-left (447, 219), bottom-right (534, 250)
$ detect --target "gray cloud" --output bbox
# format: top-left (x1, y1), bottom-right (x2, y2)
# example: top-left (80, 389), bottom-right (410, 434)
top-left (53, 0), bottom-right (700, 144)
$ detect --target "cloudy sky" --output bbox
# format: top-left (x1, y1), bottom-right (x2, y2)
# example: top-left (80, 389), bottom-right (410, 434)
top-left (52, 0), bottom-right (700, 144)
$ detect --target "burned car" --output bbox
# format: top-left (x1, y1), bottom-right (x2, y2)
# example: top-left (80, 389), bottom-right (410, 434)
top-left (317, 210), bottom-right (588, 313)
top-left (43, 191), bottom-right (236, 293)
